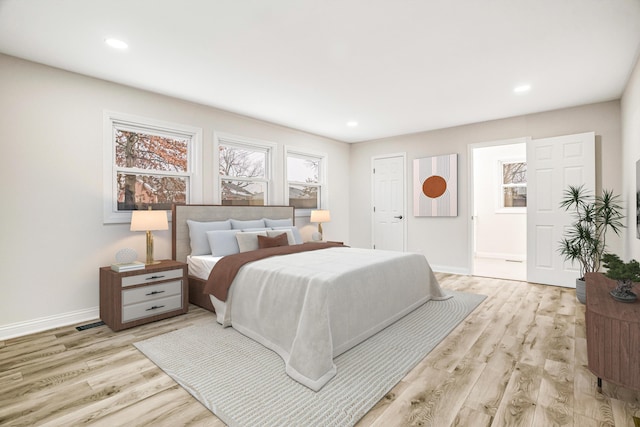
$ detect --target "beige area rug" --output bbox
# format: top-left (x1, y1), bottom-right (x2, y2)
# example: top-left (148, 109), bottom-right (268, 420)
top-left (134, 291), bottom-right (485, 427)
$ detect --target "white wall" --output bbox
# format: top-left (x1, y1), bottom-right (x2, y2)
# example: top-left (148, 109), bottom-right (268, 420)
top-left (349, 101), bottom-right (623, 274)
top-left (0, 54), bottom-right (350, 337)
top-left (621, 53), bottom-right (640, 262)
top-left (473, 143), bottom-right (526, 260)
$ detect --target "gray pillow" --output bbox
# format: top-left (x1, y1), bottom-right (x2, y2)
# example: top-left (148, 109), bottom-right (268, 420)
top-left (187, 219), bottom-right (232, 255)
top-left (206, 230), bottom-right (240, 256)
top-left (230, 219), bottom-right (266, 229)
top-left (236, 231), bottom-right (268, 253)
top-left (263, 218), bottom-right (293, 228)
top-left (272, 226), bottom-right (303, 244)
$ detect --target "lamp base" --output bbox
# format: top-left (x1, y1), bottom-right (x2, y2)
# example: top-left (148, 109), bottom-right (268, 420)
top-left (145, 230), bottom-right (159, 265)
top-left (312, 231), bottom-right (323, 241)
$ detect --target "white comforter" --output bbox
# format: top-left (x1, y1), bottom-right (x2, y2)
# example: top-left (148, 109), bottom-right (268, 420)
top-left (221, 246), bottom-right (449, 391)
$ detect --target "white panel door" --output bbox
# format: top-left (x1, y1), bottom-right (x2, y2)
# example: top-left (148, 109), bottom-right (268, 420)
top-left (372, 155), bottom-right (406, 251)
top-left (526, 132), bottom-right (595, 286)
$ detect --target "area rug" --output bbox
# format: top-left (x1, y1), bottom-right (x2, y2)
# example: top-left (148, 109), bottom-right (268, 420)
top-left (134, 290), bottom-right (485, 427)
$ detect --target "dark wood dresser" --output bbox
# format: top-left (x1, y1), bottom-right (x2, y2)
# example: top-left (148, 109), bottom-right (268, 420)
top-left (585, 272), bottom-right (640, 391)
top-left (100, 260), bottom-right (188, 331)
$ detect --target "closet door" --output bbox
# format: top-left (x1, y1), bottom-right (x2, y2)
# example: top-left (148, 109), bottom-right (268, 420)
top-left (526, 132), bottom-right (595, 287)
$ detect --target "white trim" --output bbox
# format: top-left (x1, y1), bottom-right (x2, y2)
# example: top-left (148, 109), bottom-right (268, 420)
top-left (213, 132), bottom-right (278, 205)
top-left (430, 264), bottom-right (470, 276)
top-left (284, 146), bottom-right (328, 217)
top-left (468, 137), bottom-right (530, 276)
top-left (0, 307), bottom-right (99, 340)
top-left (371, 152), bottom-right (407, 251)
top-left (103, 110), bottom-right (203, 224)
top-left (474, 251), bottom-right (526, 262)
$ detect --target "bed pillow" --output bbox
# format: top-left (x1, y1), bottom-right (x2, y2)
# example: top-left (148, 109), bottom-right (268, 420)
top-left (187, 219), bottom-right (232, 255)
top-left (272, 226), bottom-right (303, 244)
top-left (230, 219), bottom-right (266, 229)
top-left (258, 233), bottom-right (289, 249)
top-left (206, 229), bottom-right (240, 256)
top-left (267, 229), bottom-right (296, 246)
top-left (236, 231), bottom-right (268, 253)
top-left (263, 218), bottom-right (293, 228)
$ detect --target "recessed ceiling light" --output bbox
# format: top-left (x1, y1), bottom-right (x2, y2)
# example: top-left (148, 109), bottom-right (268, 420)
top-left (346, 121), bottom-right (358, 127)
top-left (105, 38), bottom-right (128, 49)
top-left (513, 84), bottom-right (531, 94)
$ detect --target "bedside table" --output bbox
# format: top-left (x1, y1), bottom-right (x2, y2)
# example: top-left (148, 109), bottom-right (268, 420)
top-left (99, 260), bottom-right (188, 331)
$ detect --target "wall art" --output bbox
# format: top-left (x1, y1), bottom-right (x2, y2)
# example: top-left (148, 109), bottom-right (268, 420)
top-left (413, 154), bottom-right (457, 217)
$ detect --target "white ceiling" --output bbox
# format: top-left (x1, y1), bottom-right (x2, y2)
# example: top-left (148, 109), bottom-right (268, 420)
top-left (1, 0), bottom-right (639, 143)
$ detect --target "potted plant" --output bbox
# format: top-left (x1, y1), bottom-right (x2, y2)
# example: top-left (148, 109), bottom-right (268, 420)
top-left (558, 185), bottom-right (624, 303)
top-left (601, 253), bottom-right (640, 302)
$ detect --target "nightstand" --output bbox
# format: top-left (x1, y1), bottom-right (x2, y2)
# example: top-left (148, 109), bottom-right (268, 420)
top-left (99, 260), bottom-right (188, 331)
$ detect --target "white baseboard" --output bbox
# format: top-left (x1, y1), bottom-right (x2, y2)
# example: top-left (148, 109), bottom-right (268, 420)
top-left (474, 252), bottom-right (526, 262)
top-left (0, 307), bottom-right (99, 341)
top-left (431, 264), bottom-right (470, 276)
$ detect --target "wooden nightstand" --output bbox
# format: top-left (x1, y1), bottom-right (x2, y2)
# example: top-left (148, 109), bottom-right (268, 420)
top-left (99, 260), bottom-right (188, 331)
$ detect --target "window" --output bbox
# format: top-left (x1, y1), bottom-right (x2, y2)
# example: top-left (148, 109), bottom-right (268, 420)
top-left (286, 148), bottom-right (327, 215)
top-left (104, 111), bottom-right (202, 223)
top-left (501, 161), bottom-right (527, 209)
top-left (216, 134), bottom-right (275, 206)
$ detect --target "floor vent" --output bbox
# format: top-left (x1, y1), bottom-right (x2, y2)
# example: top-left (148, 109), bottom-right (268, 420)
top-left (76, 321), bottom-right (105, 331)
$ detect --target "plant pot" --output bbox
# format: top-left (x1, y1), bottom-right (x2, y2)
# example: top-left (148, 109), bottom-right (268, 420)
top-left (576, 278), bottom-right (586, 304)
top-left (610, 279), bottom-right (638, 303)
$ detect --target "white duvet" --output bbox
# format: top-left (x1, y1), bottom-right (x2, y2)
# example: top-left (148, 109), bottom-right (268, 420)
top-left (216, 246), bottom-right (449, 391)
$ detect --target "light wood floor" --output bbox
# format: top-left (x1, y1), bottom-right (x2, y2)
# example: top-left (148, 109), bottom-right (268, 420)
top-left (1, 274), bottom-right (639, 426)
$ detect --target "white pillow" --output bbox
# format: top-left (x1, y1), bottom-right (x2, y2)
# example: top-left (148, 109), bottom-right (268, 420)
top-left (187, 219), bottom-right (232, 255)
top-left (206, 230), bottom-right (240, 256)
top-left (235, 231), bottom-right (268, 253)
top-left (272, 226), bottom-right (303, 244)
top-left (267, 229), bottom-right (296, 246)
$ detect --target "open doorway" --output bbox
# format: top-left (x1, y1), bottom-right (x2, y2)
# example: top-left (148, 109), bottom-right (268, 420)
top-left (470, 140), bottom-right (527, 281)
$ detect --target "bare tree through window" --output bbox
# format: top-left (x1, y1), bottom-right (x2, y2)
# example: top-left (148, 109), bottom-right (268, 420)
top-left (219, 144), bottom-right (268, 205)
top-left (115, 129), bottom-right (189, 210)
top-left (287, 155), bottom-right (322, 209)
top-left (502, 161), bottom-right (527, 208)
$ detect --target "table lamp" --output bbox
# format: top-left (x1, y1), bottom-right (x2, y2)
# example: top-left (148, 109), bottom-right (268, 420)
top-left (310, 209), bottom-right (331, 241)
top-left (130, 209), bottom-right (168, 264)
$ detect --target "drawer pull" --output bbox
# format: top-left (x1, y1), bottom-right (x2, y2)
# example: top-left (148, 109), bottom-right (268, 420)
top-left (146, 290), bottom-right (165, 296)
top-left (146, 275), bottom-right (165, 280)
top-left (146, 305), bottom-right (165, 311)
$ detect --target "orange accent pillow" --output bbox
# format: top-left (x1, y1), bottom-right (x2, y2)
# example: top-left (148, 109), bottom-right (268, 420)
top-left (257, 233), bottom-right (289, 249)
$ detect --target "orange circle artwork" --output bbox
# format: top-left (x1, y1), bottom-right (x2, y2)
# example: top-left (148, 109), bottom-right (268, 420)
top-left (422, 175), bottom-right (447, 198)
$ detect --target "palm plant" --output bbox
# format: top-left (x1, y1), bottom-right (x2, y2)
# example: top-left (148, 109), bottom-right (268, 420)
top-left (558, 185), bottom-right (624, 280)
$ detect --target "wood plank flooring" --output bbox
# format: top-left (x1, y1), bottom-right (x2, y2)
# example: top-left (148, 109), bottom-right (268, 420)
top-left (1, 273), bottom-right (639, 426)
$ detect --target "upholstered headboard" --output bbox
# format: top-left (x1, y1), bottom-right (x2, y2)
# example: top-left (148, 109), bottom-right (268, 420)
top-left (171, 204), bottom-right (295, 263)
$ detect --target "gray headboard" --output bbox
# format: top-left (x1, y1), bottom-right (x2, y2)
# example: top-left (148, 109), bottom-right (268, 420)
top-left (172, 204), bottom-right (295, 263)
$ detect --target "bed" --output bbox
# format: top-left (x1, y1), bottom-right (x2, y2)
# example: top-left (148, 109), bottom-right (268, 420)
top-left (172, 204), bottom-right (449, 391)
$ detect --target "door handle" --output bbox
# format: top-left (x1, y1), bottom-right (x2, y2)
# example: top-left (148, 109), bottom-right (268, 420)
top-left (394, 215), bottom-right (403, 219)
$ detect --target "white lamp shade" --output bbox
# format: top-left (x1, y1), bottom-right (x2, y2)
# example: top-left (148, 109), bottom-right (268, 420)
top-left (130, 210), bottom-right (168, 231)
top-left (310, 209), bottom-right (331, 223)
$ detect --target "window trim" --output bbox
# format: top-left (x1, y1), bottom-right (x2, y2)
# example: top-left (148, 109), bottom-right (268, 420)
top-left (496, 158), bottom-right (526, 213)
top-left (103, 111), bottom-right (202, 224)
top-left (213, 132), bottom-right (277, 205)
top-left (284, 146), bottom-right (328, 217)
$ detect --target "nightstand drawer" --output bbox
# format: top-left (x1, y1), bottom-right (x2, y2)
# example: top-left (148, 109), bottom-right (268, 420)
top-left (122, 280), bottom-right (182, 305)
top-left (121, 268), bottom-right (184, 287)
top-left (122, 294), bottom-right (183, 322)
